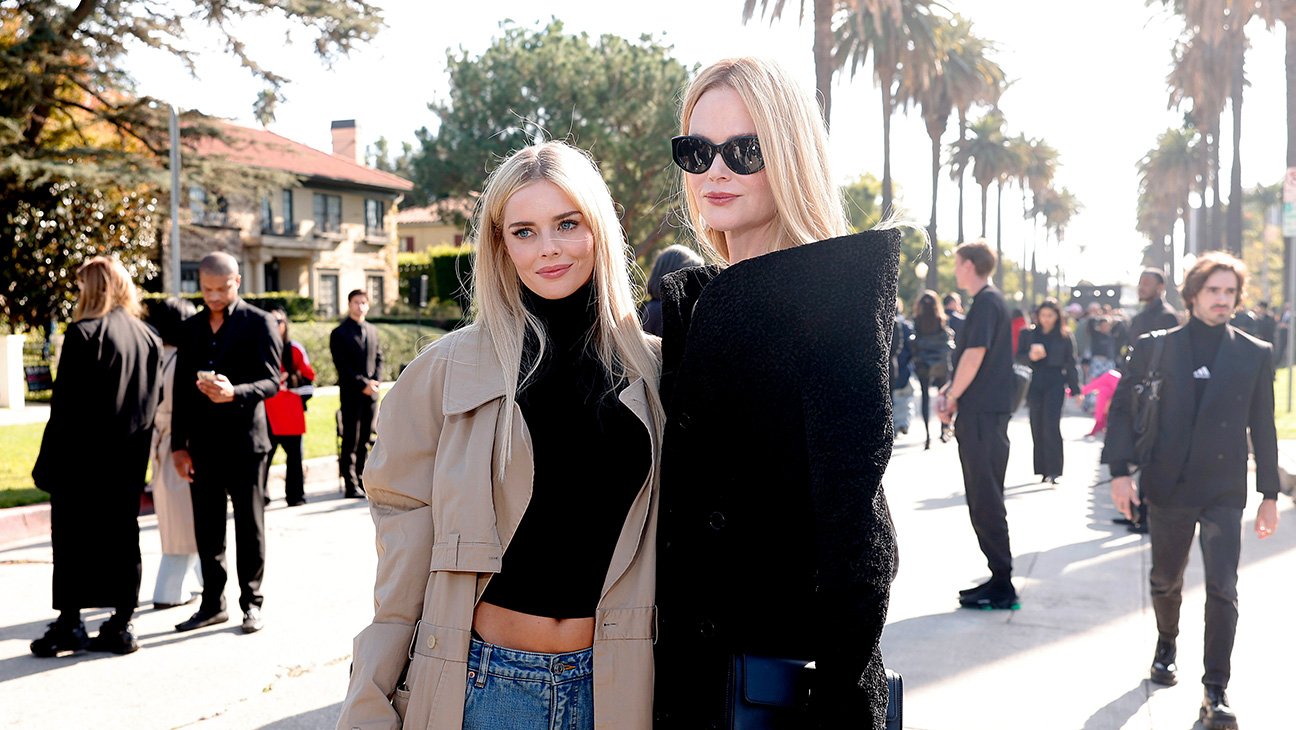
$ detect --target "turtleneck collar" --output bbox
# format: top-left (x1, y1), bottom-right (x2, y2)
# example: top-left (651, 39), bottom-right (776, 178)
top-left (521, 277), bottom-right (599, 351)
top-left (1188, 313), bottom-right (1227, 333)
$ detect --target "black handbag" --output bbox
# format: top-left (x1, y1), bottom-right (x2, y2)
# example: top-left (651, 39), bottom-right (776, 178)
top-left (1131, 331), bottom-right (1168, 468)
top-left (725, 654), bottom-right (902, 730)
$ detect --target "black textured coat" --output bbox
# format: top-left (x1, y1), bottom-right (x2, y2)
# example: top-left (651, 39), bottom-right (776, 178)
top-left (654, 231), bottom-right (900, 730)
top-left (33, 307), bottom-right (162, 610)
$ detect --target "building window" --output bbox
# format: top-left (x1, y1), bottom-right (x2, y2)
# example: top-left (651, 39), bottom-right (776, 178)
top-left (403, 236), bottom-right (415, 253)
top-left (188, 187), bottom-right (228, 226)
top-left (282, 189), bottom-right (294, 233)
top-left (260, 195), bottom-right (273, 234)
top-left (314, 193), bottom-right (341, 233)
top-left (180, 261), bottom-right (201, 294)
top-left (318, 272), bottom-right (340, 316)
top-left (263, 260), bottom-right (280, 293)
top-left (365, 199), bottom-right (385, 237)
top-left (453, 234), bottom-right (463, 246)
top-left (366, 274), bottom-right (385, 314)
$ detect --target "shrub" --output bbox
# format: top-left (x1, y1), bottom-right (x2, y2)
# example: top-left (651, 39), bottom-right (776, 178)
top-left (397, 245), bottom-right (475, 313)
top-left (141, 291), bottom-right (315, 321)
top-left (285, 320), bottom-right (446, 386)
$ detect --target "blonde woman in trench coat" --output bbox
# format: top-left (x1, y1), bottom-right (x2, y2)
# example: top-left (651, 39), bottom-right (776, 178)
top-left (337, 141), bottom-right (664, 730)
top-left (147, 297), bottom-right (203, 607)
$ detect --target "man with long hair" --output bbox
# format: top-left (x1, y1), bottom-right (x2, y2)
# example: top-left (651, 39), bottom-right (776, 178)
top-left (1105, 251), bottom-right (1280, 730)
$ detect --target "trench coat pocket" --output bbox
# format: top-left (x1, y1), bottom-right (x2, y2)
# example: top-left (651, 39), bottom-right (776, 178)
top-left (428, 533), bottom-right (503, 573)
top-left (391, 685), bottom-right (410, 722)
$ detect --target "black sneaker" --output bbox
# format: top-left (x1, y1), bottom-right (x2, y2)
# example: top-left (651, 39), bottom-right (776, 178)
top-left (30, 621), bottom-right (90, 657)
top-left (959, 581), bottom-right (1020, 610)
top-left (959, 580), bottom-right (993, 597)
top-left (88, 624), bottom-right (140, 655)
top-left (1201, 684), bottom-right (1238, 729)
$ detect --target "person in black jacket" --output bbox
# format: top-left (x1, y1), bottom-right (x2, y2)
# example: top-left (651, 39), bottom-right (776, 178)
top-left (1104, 252), bottom-right (1280, 730)
top-left (656, 57), bottom-right (897, 730)
top-left (640, 244), bottom-right (703, 337)
top-left (908, 290), bottom-right (954, 450)
top-left (1128, 269), bottom-right (1181, 348)
top-left (30, 257), bottom-right (162, 657)
top-left (171, 252), bottom-right (281, 635)
top-left (330, 289), bottom-right (383, 498)
top-left (1015, 299), bottom-right (1080, 484)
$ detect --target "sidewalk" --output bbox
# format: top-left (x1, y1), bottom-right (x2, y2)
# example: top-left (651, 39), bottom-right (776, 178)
top-left (1, 406), bottom-right (1293, 729)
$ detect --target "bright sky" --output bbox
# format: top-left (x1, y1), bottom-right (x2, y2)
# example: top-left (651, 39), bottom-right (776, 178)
top-left (123, 0), bottom-right (1292, 287)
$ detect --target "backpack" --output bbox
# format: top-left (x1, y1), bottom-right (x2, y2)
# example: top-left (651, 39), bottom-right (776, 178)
top-left (909, 328), bottom-right (953, 381)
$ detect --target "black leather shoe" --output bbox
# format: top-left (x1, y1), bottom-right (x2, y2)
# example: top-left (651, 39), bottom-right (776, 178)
top-left (1149, 639), bottom-right (1177, 685)
top-left (1201, 684), bottom-right (1238, 729)
top-left (30, 621), bottom-right (89, 657)
top-left (88, 624), bottom-right (140, 654)
top-left (959, 580), bottom-right (1020, 610)
top-left (286, 497), bottom-right (307, 506)
top-left (175, 609), bottom-right (229, 632)
top-left (241, 607), bottom-right (264, 634)
top-left (153, 596), bottom-right (198, 610)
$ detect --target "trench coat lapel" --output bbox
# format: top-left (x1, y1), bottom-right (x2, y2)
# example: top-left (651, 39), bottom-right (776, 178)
top-left (600, 377), bottom-right (657, 599)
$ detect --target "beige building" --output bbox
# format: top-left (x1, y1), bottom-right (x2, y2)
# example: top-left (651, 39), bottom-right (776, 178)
top-left (395, 199), bottom-right (473, 253)
top-left (159, 119), bottom-right (414, 316)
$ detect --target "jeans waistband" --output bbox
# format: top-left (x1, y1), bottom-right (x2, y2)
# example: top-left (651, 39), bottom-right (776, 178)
top-left (467, 638), bottom-right (593, 683)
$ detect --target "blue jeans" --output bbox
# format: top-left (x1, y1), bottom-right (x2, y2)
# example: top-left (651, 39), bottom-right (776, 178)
top-left (462, 638), bottom-right (594, 730)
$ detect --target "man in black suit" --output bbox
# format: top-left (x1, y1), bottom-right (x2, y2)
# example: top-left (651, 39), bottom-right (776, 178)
top-left (171, 252), bottom-right (281, 635)
top-left (1104, 252), bottom-right (1280, 730)
top-left (330, 289), bottom-right (382, 499)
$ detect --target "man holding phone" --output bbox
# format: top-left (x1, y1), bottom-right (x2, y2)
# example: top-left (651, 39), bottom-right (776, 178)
top-left (171, 252), bottom-right (281, 635)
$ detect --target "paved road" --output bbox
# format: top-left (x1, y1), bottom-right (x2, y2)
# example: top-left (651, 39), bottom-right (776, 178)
top-left (2, 403), bottom-right (1293, 729)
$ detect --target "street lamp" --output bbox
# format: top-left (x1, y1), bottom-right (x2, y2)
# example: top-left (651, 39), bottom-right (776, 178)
top-left (914, 261), bottom-right (929, 281)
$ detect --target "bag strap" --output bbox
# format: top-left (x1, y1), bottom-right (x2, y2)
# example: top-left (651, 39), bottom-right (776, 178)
top-left (1146, 330), bottom-right (1167, 378)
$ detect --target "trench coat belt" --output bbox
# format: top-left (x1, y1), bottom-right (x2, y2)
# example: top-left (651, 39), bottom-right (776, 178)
top-left (409, 620), bottom-right (472, 661)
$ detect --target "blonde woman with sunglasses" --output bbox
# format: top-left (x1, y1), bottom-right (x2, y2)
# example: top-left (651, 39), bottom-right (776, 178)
top-left (654, 57), bottom-right (902, 730)
top-left (337, 141), bottom-right (663, 730)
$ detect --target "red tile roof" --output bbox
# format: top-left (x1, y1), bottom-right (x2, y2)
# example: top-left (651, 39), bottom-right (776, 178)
top-left (193, 122), bottom-right (414, 193)
top-left (396, 198), bottom-right (476, 225)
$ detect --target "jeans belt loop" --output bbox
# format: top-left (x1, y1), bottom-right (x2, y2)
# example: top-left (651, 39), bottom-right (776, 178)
top-left (407, 620), bottom-right (423, 661)
top-left (475, 642), bottom-right (490, 688)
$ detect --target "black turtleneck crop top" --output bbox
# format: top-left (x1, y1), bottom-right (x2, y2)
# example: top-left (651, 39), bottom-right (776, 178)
top-left (479, 280), bottom-right (652, 619)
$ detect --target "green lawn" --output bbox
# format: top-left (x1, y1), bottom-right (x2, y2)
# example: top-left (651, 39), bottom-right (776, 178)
top-left (0, 422), bottom-right (48, 509)
top-left (1274, 367), bottom-right (1296, 439)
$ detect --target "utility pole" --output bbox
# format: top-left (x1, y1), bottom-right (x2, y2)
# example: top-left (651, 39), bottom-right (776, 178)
top-left (169, 104), bottom-right (181, 297)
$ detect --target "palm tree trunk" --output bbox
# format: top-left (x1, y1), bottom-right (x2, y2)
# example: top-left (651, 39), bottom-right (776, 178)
top-left (995, 179), bottom-right (1005, 289)
top-left (813, 0), bottom-right (834, 127)
top-left (956, 113), bottom-right (968, 244)
top-left (1022, 189), bottom-right (1030, 303)
top-left (1227, 35), bottom-right (1245, 256)
top-left (1210, 127), bottom-right (1223, 251)
top-left (979, 183), bottom-right (988, 239)
top-left (926, 130), bottom-right (940, 290)
top-left (882, 84), bottom-right (894, 215)
top-left (1030, 217), bottom-right (1040, 304)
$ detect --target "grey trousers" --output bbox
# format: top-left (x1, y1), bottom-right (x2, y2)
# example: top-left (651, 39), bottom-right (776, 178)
top-left (1147, 501), bottom-right (1243, 688)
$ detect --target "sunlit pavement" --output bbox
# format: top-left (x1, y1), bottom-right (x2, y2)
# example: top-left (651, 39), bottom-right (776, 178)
top-left (2, 402), bottom-right (1293, 729)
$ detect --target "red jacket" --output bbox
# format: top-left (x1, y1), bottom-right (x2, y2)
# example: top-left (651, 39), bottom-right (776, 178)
top-left (265, 341), bottom-right (315, 436)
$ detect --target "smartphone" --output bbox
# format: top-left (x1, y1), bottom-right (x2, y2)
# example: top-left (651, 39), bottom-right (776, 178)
top-left (197, 370), bottom-right (217, 382)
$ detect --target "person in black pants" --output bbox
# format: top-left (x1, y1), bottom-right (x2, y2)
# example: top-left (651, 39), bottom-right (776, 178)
top-left (330, 289), bottom-right (382, 498)
top-left (1104, 252), bottom-right (1280, 730)
top-left (1015, 299), bottom-right (1080, 484)
top-left (908, 290), bottom-right (954, 450)
top-left (171, 252), bottom-right (281, 635)
top-left (938, 241), bottom-right (1018, 610)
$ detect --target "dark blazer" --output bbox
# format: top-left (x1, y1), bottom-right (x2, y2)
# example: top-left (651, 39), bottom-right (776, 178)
top-left (1125, 298), bottom-right (1180, 362)
top-left (655, 231), bottom-right (899, 730)
top-left (34, 307), bottom-right (162, 491)
top-left (1103, 324), bottom-right (1280, 509)
top-left (171, 298), bottom-right (282, 457)
top-left (330, 317), bottom-right (383, 402)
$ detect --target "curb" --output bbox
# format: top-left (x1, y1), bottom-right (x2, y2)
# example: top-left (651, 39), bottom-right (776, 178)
top-left (0, 455), bottom-right (344, 548)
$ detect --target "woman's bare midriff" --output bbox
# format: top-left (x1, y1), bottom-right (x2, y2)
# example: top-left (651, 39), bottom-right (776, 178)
top-left (473, 601), bottom-right (594, 654)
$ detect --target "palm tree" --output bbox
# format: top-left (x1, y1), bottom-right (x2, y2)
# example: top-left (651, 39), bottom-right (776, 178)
top-left (1032, 186), bottom-right (1083, 300)
top-left (1018, 137), bottom-right (1059, 304)
top-left (917, 15), bottom-right (1002, 289)
top-left (836, 0), bottom-right (943, 215)
top-left (741, 0), bottom-right (845, 124)
top-left (1168, 32), bottom-right (1229, 254)
top-left (1005, 134), bottom-right (1033, 301)
top-left (950, 113), bottom-right (1016, 287)
top-left (944, 23), bottom-right (1005, 246)
top-left (1137, 127), bottom-right (1200, 285)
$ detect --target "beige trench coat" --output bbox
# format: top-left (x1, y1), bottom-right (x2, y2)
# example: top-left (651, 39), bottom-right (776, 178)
top-left (336, 325), bottom-right (660, 730)
top-left (149, 346), bottom-right (198, 555)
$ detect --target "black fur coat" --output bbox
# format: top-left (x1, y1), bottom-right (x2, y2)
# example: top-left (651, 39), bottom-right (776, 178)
top-left (653, 230), bottom-right (900, 730)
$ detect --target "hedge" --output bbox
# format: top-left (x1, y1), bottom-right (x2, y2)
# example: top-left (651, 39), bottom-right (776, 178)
top-left (397, 245), bottom-right (475, 313)
top-left (283, 320), bottom-right (445, 386)
top-left (141, 291), bottom-right (316, 321)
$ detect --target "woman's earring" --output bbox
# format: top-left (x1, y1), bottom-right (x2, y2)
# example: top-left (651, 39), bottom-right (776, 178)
top-left (699, 217), bottom-right (710, 233)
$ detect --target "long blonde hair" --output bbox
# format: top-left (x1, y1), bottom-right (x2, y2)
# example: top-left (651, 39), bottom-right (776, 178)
top-left (470, 141), bottom-right (664, 475)
top-left (74, 256), bottom-right (142, 321)
top-left (679, 57), bottom-right (851, 262)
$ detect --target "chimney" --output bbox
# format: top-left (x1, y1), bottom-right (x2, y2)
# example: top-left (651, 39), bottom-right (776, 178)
top-left (331, 119), bottom-right (362, 165)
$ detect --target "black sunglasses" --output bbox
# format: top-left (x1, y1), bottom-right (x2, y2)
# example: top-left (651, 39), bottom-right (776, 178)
top-left (671, 135), bottom-right (765, 175)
